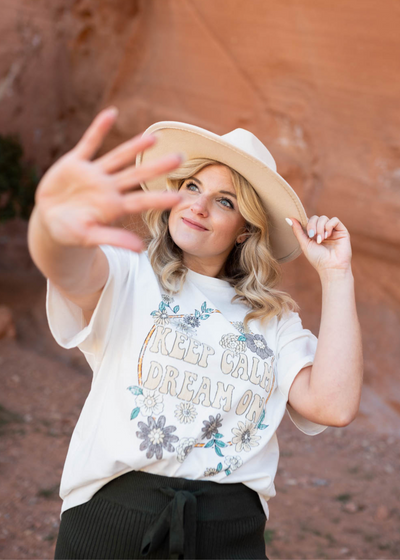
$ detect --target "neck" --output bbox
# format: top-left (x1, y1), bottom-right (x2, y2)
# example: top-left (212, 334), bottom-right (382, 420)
top-left (183, 253), bottom-right (226, 278)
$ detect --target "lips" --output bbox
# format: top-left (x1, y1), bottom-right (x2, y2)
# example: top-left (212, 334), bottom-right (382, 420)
top-left (181, 217), bottom-right (209, 231)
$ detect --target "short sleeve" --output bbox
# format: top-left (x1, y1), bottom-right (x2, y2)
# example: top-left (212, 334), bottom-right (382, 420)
top-left (276, 311), bottom-right (327, 436)
top-left (46, 245), bottom-right (137, 370)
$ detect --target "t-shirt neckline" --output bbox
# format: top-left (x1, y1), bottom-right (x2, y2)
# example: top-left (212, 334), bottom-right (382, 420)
top-left (186, 268), bottom-right (231, 290)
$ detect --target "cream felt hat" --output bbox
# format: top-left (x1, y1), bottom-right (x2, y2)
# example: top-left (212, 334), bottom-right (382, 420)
top-left (136, 121), bottom-right (308, 263)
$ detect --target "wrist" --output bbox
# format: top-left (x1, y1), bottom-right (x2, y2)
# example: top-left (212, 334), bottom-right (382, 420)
top-left (318, 266), bottom-right (354, 285)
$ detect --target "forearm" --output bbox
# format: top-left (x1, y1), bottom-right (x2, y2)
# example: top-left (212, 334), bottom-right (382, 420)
top-left (309, 268), bottom-right (363, 424)
top-left (27, 205), bottom-right (99, 295)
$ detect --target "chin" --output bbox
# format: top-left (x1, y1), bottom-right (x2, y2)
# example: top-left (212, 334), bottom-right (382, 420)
top-left (171, 235), bottom-right (203, 257)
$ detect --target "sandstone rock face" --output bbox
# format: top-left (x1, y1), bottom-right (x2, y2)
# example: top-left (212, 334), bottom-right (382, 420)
top-left (0, 0), bottom-right (399, 431)
top-left (0, 0), bottom-right (139, 167)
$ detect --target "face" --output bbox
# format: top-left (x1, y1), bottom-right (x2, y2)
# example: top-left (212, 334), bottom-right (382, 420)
top-left (168, 164), bottom-right (247, 276)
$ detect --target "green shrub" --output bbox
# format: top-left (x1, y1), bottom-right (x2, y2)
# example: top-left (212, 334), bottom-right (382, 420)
top-left (264, 529), bottom-right (275, 544)
top-left (0, 134), bottom-right (40, 222)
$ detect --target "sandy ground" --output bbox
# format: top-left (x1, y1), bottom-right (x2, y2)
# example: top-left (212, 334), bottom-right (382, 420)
top-left (0, 266), bottom-right (399, 560)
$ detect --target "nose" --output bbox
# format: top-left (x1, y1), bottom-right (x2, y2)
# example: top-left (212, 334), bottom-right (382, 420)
top-left (190, 194), bottom-right (209, 217)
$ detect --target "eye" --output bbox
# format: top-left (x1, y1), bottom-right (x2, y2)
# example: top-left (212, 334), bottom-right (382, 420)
top-left (218, 197), bottom-right (234, 209)
top-left (185, 181), bottom-right (199, 192)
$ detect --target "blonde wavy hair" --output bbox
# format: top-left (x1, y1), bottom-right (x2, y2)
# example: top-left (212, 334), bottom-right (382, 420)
top-left (144, 158), bottom-right (299, 327)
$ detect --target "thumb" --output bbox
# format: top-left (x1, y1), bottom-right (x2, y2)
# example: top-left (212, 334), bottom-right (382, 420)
top-left (286, 217), bottom-right (310, 253)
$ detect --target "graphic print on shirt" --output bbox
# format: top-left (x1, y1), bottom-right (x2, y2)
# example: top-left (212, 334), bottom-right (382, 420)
top-left (127, 294), bottom-right (275, 477)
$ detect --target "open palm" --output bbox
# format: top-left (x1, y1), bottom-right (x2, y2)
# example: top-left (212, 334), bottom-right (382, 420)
top-left (35, 108), bottom-right (183, 252)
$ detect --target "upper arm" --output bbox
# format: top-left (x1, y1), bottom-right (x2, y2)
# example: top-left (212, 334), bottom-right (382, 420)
top-left (288, 365), bottom-right (347, 427)
top-left (55, 246), bottom-right (110, 324)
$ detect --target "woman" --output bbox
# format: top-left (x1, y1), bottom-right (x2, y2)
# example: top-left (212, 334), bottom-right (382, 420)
top-left (28, 107), bottom-right (363, 559)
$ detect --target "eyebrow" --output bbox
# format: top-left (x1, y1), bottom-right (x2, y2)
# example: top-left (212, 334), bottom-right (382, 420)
top-left (187, 177), bottom-right (237, 199)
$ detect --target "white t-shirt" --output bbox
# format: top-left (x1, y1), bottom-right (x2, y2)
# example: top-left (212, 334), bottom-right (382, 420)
top-left (46, 245), bottom-right (327, 520)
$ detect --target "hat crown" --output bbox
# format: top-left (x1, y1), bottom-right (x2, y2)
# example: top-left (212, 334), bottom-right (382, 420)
top-left (221, 128), bottom-right (277, 173)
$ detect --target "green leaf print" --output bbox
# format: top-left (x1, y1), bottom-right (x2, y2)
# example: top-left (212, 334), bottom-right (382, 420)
top-left (195, 309), bottom-right (200, 318)
top-left (257, 410), bottom-right (266, 429)
top-left (159, 301), bottom-right (166, 311)
top-left (130, 407), bottom-right (140, 420)
top-left (217, 462), bottom-right (223, 472)
top-left (214, 440), bottom-right (227, 448)
top-left (201, 301), bottom-right (207, 313)
top-left (214, 433), bottom-right (223, 439)
top-left (204, 440), bottom-right (214, 449)
top-left (215, 446), bottom-right (224, 457)
top-left (200, 315), bottom-right (210, 320)
top-left (173, 305), bottom-right (180, 313)
top-left (127, 386), bottom-right (143, 396)
top-left (256, 410), bottom-right (268, 430)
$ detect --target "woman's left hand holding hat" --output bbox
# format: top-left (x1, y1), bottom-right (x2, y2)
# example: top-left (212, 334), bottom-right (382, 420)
top-left (285, 215), bottom-right (353, 277)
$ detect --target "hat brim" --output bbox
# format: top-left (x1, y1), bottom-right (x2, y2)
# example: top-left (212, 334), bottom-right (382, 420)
top-left (136, 121), bottom-right (308, 264)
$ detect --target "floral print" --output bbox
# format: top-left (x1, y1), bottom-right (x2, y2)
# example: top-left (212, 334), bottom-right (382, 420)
top-left (204, 467), bottom-right (219, 477)
top-left (135, 389), bottom-right (164, 417)
top-left (136, 415), bottom-right (179, 460)
top-left (151, 297), bottom-right (213, 336)
top-left (174, 402), bottom-right (198, 424)
top-left (204, 432), bottom-right (228, 457)
top-left (203, 455), bottom-right (243, 478)
top-left (245, 333), bottom-right (273, 359)
top-left (201, 414), bottom-right (223, 439)
top-left (176, 437), bottom-right (197, 463)
top-left (223, 322), bottom-right (274, 361)
top-left (161, 294), bottom-right (174, 305)
top-left (232, 321), bottom-right (253, 335)
top-left (151, 295), bottom-right (180, 327)
top-left (183, 314), bottom-right (200, 329)
top-left (152, 309), bottom-right (170, 327)
top-left (231, 420), bottom-right (261, 452)
top-left (224, 455), bottom-right (243, 472)
top-left (170, 318), bottom-right (196, 337)
top-left (219, 333), bottom-right (247, 355)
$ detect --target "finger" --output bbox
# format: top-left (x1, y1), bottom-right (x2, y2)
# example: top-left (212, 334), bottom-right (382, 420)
top-left (325, 217), bottom-right (346, 239)
top-left (306, 215), bottom-right (319, 239)
top-left (285, 217), bottom-right (310, 254)
top-left (96, 133), bottom-right (157, 174)
top-left (315, 215), bottom-right (330, 244)
top-left (84, 225), bottom-right (146, 252)
top-left (74, 107), bottom-right (119, 160)
top-left (120, 191), bottom-right (182, 215)
top-left (114, 153), bottom-right (184, 191)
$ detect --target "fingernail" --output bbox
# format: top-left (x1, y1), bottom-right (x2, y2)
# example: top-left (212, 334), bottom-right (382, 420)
top-left (308, 229), bottom-right (315, 238)
top-left (285, 218), bottom-right (293, 226)
top-left (317, 234), bottom-right (322, 244)
top-left (325, 231), bottom-right (328, 239)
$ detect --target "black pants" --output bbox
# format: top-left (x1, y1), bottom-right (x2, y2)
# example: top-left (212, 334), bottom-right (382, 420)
top-left (55, 470), bottom-right (268, 559)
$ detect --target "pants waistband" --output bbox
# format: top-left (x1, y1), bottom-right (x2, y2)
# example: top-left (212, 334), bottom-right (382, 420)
top-left (95, 469), bottom-right (264, 522)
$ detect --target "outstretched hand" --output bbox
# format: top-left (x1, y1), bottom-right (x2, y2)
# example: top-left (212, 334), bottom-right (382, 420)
top-left (286, 215), bottom-right (352, 276)
top-left (34, 107), bottom-right (184, 252)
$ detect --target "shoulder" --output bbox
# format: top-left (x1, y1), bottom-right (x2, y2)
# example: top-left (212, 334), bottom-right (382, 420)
top-left (98, 245), bottom-right (152, 271)
top-left (275, 310), bottom-right (316, 342)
